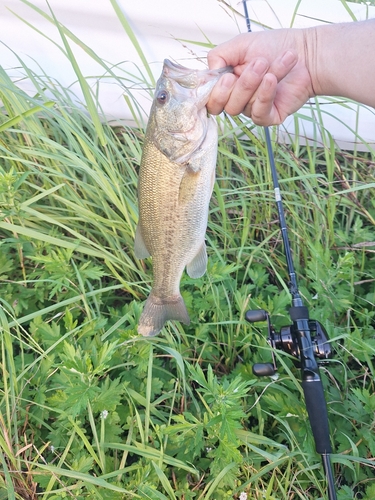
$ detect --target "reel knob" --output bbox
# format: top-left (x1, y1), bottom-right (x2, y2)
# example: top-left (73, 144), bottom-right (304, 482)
top-left (245, 309), bottom-right (268, 323)
top-left (246, 309), bottom-right (278, 377)
top-left (252, 363), bottom-right (275, 377)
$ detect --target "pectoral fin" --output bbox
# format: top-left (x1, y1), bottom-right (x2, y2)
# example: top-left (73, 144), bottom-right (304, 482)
top-left (186, 242), bottom-right (207, 278)
top-left (178, 168), bottom-right (199, 205)
top-left (134, 224), bottom-right (151, 259)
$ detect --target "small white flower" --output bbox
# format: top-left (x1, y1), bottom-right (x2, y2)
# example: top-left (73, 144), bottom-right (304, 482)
top-left (49, 445), bottom-right (55, 453)
top-left (100, 410), bottom-right (109, 419)
top-left (239, 493), bottom-right (247, 500)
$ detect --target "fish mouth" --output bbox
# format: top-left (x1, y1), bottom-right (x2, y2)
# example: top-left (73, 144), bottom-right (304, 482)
top-left (163, 59), bottom-right (233, 88)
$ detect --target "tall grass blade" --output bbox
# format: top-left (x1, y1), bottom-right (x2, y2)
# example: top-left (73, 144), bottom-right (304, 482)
top-left (109, 0), bottom-right (156, 87)
top-left (46, 5), bottom-right (106, 146)
top-left (104, 443), bottom-right (198, 474)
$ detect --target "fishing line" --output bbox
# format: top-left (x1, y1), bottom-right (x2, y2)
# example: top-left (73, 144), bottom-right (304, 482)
top-left (240, 2), bottom-right (338, 499)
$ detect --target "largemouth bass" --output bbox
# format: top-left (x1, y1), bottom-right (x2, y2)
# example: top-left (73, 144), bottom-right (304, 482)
top-left (135, 59), bottom-right (232, 337)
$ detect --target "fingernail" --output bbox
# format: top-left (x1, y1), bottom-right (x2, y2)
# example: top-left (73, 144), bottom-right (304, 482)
top-left (252, 58), bottom-right (268, 76)
top-left (281, 50), bottom-right (296, 67)
top-left (262, 76), bottom-right (272, 91)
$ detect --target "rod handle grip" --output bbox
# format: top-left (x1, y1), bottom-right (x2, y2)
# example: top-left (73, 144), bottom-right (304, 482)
top-left (302, 378), bottom-right (332, 455)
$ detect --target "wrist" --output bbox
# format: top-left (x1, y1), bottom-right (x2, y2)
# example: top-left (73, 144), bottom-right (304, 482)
top-left (301, 26), bottom-right (320, 98)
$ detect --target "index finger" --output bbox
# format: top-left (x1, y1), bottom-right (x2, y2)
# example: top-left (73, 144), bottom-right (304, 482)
top-left (207, 34), bottom-right (250, 70)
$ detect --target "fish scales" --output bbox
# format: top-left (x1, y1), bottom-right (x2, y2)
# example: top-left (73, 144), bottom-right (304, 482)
top-left (135, 59), bottom-right (232, 336)
top-left (139, 133), bottom-right (216, 294)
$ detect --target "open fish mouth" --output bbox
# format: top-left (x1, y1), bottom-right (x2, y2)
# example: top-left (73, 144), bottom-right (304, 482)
top-left (162, 59), bottom-right (233, 88)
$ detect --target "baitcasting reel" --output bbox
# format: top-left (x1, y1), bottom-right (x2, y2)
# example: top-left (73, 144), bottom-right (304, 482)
top-left (245, 309), bottom-right (333, 377)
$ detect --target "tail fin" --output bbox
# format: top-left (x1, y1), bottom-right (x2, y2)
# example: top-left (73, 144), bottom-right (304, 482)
top-left (138, 293), bottom-right (190, 337)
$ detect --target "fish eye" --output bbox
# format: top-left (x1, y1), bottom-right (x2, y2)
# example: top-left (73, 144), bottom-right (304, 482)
top-left (156, 90), bottom-right (169, 105)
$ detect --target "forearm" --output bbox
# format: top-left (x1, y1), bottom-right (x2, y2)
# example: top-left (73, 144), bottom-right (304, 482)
top-left (307, 20), bottom-right (375, 106)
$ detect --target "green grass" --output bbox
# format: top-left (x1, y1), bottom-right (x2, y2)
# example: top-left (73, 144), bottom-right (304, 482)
top-left (0, 1), bottom-right (375, 499)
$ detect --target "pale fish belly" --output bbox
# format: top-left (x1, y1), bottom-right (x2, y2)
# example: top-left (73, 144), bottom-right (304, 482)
top-left (135, 123), bottom-right (217, 336)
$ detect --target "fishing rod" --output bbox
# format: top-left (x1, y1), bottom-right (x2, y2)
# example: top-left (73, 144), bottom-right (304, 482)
top-left (241, 2), bottom-right (337, 499)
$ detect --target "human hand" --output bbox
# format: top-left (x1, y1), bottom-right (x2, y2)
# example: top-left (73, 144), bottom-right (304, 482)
top-left (207, 29), bottom-right (315, 126)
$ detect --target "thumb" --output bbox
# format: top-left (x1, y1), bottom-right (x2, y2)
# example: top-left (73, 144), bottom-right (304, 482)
top-left (207, 50), bottom-right (228, 70)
